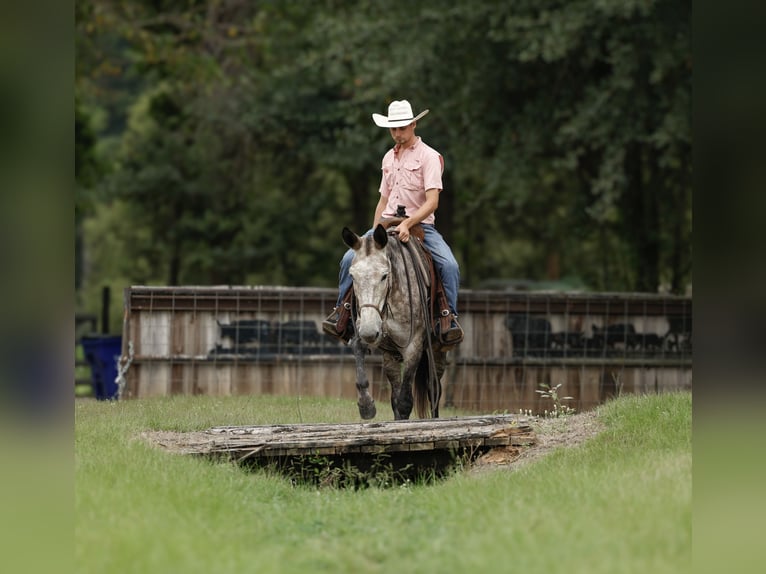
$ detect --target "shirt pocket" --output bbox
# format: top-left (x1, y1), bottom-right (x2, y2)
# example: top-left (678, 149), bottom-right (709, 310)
top-left (402, 158), bottom-right (423, 190)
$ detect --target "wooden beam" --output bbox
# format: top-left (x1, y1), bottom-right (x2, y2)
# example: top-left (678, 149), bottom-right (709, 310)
top-left (144, 415), bottom-right (536, 459)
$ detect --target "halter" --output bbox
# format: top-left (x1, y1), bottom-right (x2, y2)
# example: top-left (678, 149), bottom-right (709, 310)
top-left (358, 300), bottom-right (387, 321)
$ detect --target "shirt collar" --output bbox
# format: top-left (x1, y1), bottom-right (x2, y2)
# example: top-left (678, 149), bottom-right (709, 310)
top-left (393, 136), bottom-right (421, 157)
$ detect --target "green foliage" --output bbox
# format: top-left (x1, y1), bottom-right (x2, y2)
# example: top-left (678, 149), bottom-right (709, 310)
top-left (276, 452), bottom-right (423, 489)
top-left (75, 0), bottom-right (691, 312)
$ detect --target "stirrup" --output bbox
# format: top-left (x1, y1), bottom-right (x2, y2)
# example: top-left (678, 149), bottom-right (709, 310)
top-left (322, 307), bottom-right (341, 336)
top-left (431, 313), bottom-right (463, 353)
top-left (322, 304), bottom-right (353, 343)
top-left (437, 312), bottom-right (464, 346)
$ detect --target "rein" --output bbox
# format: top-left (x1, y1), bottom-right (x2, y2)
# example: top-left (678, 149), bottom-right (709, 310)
top-left (402, 236), bottom-right (442, 417)
top-left (387, 230), bottom-right (435, 357)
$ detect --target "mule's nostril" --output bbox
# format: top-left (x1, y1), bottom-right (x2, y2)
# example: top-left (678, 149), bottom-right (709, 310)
top-left (360, 329), bottom-right (381, 346)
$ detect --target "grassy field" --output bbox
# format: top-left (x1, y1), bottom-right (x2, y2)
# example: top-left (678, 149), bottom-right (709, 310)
top-left (76, 392), bottom-right (691, 574)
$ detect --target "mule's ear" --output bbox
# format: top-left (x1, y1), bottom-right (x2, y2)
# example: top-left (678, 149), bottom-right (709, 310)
top-left (342, 227), bottom-right (361, 250)
top-left (372, 224), bottom-right (388, 249)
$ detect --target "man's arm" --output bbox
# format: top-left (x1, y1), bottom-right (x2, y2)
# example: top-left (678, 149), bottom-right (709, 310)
top-left (373, 194), bottom-right (388, 228)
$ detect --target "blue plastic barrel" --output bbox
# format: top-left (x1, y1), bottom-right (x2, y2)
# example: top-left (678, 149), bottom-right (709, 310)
top-left (80, 336), bottom-right (123, 400)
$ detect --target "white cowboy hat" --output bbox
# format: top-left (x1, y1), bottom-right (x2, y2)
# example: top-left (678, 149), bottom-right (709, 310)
top-left (372, 100), bottom-right (429, 128)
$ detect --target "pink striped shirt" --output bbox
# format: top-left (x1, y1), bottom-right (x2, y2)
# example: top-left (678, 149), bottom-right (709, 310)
top-left (379, 136), bottom-right (443, 225)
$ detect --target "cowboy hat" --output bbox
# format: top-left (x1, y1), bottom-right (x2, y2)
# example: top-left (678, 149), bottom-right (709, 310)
top-left (372, 100), bottom-right (429, 128)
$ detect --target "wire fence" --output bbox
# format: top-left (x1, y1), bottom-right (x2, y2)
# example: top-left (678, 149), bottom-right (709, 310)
top-left (121, 286), bottom-right (691, 414)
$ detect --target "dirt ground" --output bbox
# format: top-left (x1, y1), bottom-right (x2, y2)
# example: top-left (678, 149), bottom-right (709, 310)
top-left (472, 408), bottom-right (605, 473)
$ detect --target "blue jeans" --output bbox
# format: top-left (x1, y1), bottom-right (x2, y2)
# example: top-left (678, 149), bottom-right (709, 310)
top-left (336, 224), bottom-right (460, 315)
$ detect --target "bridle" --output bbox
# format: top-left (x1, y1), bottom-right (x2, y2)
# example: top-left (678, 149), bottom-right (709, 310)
top-left (358, 300), bottom-right (387, 321)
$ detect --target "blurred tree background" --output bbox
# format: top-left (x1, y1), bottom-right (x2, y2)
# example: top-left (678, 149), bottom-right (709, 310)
top-left (75, 0), bottom-right (691, 331)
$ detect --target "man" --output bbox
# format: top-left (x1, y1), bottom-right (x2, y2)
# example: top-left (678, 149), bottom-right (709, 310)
top-left (323, 99), bottom-right (463, 344)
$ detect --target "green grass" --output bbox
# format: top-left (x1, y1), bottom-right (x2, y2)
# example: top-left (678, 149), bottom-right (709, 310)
top-left (76, 392), bottom-right (691, 574)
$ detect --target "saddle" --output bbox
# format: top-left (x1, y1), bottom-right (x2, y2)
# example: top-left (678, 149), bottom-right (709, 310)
top-left (329, 218), bottom-right (460, 350)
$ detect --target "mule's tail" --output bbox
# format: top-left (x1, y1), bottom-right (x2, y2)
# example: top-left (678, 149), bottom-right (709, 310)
top-left (413, 348), bottom-right (442, 419)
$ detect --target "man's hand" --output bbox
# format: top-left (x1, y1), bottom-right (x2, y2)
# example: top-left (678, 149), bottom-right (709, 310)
top-left (396, 221), bottom-right (411, 243)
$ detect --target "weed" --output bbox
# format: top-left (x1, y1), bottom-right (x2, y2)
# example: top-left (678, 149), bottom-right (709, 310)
top-left (611, 371), bottom-right (624, 397)
top-left (278, 452), bottom-right (424, 489)
top-left (536, 382), bottom-right (575, 418)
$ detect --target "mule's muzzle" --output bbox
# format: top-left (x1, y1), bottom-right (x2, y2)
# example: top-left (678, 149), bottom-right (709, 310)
top-left (358, 324), bottom-right (382, 346)
top-left (357, 304), bottom-right (384, 346)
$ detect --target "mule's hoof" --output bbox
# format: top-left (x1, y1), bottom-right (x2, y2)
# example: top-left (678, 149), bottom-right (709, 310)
top-left (358, 399), bottom-right (376, 420)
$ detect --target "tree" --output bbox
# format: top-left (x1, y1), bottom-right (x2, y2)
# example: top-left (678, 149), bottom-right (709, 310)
top-left (76, 0), bottom-right (691, 301)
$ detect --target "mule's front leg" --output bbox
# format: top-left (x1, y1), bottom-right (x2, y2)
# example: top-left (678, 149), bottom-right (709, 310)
top-left (383, 354), bottom-right (413, 420)
top-left (351, 336), bottom-right (376, 420)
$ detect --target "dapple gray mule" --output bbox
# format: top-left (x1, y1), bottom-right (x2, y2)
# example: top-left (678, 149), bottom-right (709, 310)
top-left (343, 224), bottom-right (446, 420)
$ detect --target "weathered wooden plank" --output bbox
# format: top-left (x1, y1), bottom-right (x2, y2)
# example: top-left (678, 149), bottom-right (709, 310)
top-left (385, 443), bottom-right (417, 453)
top-left (144, 415), bottom-right (536, 460)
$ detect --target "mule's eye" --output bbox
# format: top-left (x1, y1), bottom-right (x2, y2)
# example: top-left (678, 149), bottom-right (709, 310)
top-left (381, 273), bottom-right (388, 282)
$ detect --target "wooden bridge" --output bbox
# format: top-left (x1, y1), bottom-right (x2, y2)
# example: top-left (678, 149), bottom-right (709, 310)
top-left (143, 414), bottom-right (536, 480)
